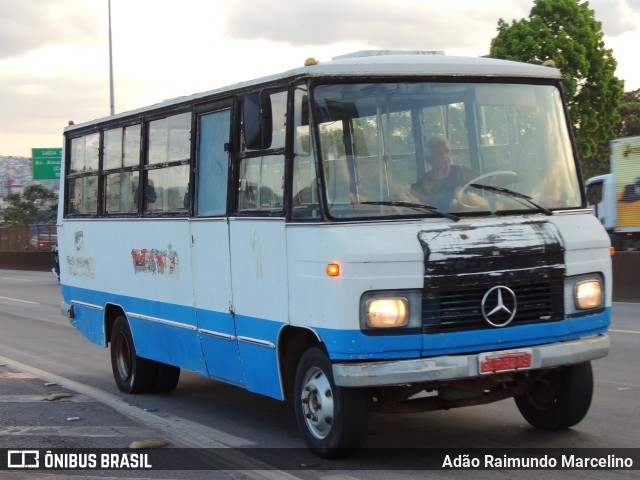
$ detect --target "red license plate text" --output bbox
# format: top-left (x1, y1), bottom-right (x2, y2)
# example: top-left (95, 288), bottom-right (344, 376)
top-left (479, 350), bottom-right (532, 374)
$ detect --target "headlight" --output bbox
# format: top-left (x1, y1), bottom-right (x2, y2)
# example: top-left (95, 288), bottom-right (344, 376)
top-left (360, 290), bottom-right (422, 332)
top-left (575, 280), bottom-right (603, 310)
top-left (564, 273), bottom-right (605, 315)
top-left (564, 273), bottom-right (605, 316)
top-left (367, 298), bottom-right (408, 327)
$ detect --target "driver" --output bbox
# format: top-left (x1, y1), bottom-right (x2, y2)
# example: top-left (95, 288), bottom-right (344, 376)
top-left (410, 136), bottom-right (479, 210)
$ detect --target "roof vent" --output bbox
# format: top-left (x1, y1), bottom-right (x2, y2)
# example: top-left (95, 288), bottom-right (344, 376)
top-left (332, 50), bottom-right (445, 60)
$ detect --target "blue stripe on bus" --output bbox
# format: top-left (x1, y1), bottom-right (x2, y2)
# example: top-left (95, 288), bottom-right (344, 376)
top-left (62, 284), bottom-right (288, 399)
top-left (314, 308), bottom-right (610, 360)
top-left (62, 285), bottom-right (610, 395)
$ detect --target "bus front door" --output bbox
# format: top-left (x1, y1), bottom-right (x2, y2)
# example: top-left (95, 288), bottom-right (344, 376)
top-left (191, 107), bottom-right (246, 387)
top-left (228, 218), bottom-right (288, 400)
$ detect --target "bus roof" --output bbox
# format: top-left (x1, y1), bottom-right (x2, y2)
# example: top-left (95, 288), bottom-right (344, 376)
top-left (65, 52), bottom-right (562, 133)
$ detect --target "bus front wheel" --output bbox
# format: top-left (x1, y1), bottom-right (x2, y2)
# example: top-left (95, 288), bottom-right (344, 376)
top-left (110, 316), bottom-right (158, 394)
top-left (293, 347), bottom-right (370, 458)
top-left (514, 361), bottom-right (593, 430)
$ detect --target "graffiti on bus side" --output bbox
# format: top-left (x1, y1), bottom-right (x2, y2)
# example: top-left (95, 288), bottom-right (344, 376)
top-left (65, 256), bottom-right (95, 279)
top-left (131, 245), bottom-right (179, 276)
top-left (63, 230), bottom-right (95, 278)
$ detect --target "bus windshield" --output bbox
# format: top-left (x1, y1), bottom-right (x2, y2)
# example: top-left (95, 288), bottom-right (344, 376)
top-left (312, 82), bottom-right (581, 219)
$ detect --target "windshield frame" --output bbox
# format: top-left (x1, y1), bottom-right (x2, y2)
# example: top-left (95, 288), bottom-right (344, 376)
top-left (309, 77), bottom-right (584, 222)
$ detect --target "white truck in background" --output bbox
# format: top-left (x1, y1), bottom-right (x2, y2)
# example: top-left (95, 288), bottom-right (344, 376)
top-left (586, 135), bottom-right (640, 251)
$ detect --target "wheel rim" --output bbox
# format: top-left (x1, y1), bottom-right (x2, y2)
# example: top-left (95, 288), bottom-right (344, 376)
top-left (526, 377), bottom-right (558, 410)
top-left (114, 331), bottom-right (133, 382)
top-left (300, 366), bottom-right (335, 440)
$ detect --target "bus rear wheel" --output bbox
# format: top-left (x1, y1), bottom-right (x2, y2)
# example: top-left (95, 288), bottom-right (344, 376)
top-left (293, 347), bottom-right (370, 458)
top-left (110, 316), bottom-right (158, 394)
top-left (514, 361), bottom-right (593, 430)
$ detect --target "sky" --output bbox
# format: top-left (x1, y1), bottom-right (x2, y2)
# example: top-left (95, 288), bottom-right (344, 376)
top-left (1, 0), bottom-right (639, 158)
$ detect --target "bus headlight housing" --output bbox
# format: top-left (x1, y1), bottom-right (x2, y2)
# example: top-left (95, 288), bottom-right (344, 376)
top-left (360, 290), bottom-right (422, 331)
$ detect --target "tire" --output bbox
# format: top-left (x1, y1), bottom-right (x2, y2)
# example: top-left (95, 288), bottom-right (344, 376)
top-left (110, 316), bottom-right (158, 394)
top-left (514, 361), bottom-right (593, 430)
top-left (293, 347), bottom-right (370, 458)
top-left (154, 363), bottom-right (181, 393)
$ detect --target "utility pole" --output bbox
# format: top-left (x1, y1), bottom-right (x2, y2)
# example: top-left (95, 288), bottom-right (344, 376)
top-left (108, 0), bottom-right (115, 116)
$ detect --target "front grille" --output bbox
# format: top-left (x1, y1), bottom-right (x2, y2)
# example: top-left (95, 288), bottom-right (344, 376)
top-left (422, 280), bottom-right (564, 334)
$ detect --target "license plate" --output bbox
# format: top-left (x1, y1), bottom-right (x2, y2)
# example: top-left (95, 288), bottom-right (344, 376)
top-left (479, 349), bottom-right (533, 375)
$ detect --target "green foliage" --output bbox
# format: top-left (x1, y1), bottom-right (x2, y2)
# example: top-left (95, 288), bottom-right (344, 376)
top-left (489, 0), bottom-right (624, 177)
top-left (616, 89), bottom-right (640, 138)
top-left (579, 90), bottom-right (640, 180)
top-left (3, 184), bottom-right (58, 225)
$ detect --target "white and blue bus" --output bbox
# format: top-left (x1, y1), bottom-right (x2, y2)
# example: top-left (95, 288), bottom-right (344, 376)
top-left (58, 51), bottom-right (611, 458)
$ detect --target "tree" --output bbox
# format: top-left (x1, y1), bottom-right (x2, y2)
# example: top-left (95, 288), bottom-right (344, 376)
top-left (3, 184), bottom-right (58, 225)
top-left (489, 0), bottom-right (624, 178)
top-left (616, 89), bottom-right (640, 138)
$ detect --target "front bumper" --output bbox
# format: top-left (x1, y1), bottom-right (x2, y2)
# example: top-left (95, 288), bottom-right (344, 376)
top-left (332, 334), bottom-right (610, 387)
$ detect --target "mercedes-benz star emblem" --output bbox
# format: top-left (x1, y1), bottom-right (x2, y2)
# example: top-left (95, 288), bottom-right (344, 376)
top-left (481, 286), bottom-right (517, 327)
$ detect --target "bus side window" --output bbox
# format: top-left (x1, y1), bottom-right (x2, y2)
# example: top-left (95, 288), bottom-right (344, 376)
top-left (196, 109), bottom-right (231, 216)
top-left (292, 88), bottom-right (320, 219)
top-left (237, 90), bottom-right (287, 213)
top-left (145, 113), bottom-right (191, 214)
top-left (103, 124), bottom-right (141, 215)
top-left (67, 133), bottom-right (99, 215)
top-left (238, 155), bottom-right (284, 211)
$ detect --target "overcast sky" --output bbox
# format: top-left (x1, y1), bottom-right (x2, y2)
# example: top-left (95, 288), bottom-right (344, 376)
top-left (1, 0), bottom-right (639, 157)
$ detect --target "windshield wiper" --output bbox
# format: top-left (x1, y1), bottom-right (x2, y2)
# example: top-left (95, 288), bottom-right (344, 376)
top-left (361, 201), bottom-right (460, 221)
top-left (469, 184), bottom-right (552, 216)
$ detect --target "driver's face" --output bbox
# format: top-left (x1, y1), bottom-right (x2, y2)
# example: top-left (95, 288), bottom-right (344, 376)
top-left (427, 145), bottom-right (451, 169)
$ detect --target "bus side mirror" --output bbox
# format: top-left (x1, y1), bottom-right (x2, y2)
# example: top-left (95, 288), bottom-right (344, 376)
top-left (243, 91), bottom-right (272, 150)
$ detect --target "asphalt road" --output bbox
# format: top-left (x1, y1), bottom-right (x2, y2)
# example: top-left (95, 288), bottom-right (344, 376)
top-left (0, 269), bottom-right (639, 479)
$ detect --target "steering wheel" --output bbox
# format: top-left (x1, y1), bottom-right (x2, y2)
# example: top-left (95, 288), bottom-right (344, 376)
top-left (458, 170), bottom-right (521, 209)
